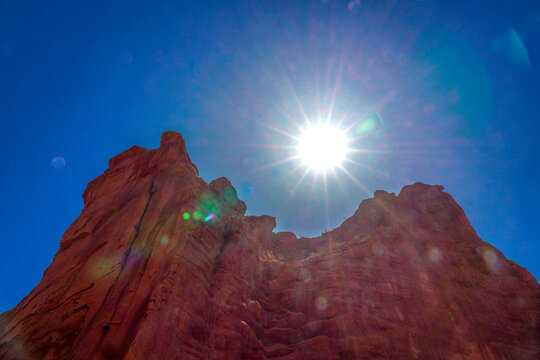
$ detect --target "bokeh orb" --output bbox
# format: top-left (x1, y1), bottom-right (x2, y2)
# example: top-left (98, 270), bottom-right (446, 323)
top-left (50, 156), bottom-right (66, 169)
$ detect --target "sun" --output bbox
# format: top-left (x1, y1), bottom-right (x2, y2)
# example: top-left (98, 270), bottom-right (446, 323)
top-left (297, 122), bottom-right (349, 172)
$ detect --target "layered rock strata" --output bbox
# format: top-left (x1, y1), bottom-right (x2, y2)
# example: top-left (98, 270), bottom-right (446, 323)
top-left (0, 131), bottom-right (538, 359)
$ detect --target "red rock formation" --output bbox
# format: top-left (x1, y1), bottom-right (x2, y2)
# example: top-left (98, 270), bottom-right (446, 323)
top-left (0, 131), bottom-right (538, 359)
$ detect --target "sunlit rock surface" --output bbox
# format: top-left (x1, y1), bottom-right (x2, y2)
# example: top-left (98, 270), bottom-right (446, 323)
top-left (0, 131), bottom-right (538, 359)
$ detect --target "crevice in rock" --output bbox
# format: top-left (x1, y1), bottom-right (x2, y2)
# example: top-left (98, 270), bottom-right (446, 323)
top-left (83, 180), bottom-right (155, 360)
top-left (120, 181), bottom-right (155, 273)
top-left (212, 229), bottom-right (235, 275)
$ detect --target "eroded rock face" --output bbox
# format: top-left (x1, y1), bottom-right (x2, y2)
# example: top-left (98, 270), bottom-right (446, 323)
top-left (0, 131), bottom-right (538, 359)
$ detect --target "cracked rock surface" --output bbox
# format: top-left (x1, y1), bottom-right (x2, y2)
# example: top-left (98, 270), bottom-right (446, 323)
top-left (0, 131), bottom-right (538, 359)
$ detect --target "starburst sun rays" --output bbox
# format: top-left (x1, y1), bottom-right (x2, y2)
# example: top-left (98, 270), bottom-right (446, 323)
top-left (243, 109), bottom-right (383, 205)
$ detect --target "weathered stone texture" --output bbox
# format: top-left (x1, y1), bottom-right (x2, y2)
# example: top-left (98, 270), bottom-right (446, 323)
top-left (0, 132), bottom-right (538, 359)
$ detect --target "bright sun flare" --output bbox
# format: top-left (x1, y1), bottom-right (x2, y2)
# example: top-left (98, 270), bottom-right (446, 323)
top-left (297, 123), bottom-right (349, 172)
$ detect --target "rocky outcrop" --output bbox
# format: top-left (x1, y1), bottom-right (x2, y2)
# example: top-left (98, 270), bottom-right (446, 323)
top-left (0, 131), bottom-right (538, 359)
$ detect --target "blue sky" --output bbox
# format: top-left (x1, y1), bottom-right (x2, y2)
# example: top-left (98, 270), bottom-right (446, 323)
top-left (1, 0), bottom-right (538, 312)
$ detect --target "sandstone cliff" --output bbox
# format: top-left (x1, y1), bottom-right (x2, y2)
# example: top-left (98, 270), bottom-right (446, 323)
top-left (0, 131), bottom-right (538, 359)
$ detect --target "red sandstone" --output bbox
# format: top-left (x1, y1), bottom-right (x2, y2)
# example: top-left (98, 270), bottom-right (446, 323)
top-left (0, 131), bottom-right (538, 359)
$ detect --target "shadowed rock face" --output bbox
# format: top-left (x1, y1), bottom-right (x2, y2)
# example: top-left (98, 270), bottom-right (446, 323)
top-left (0, 131), bottom-right (538, 360)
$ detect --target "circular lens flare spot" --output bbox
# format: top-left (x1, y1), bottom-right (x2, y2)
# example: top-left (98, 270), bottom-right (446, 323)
top-left (159, 235), bottom-right (170, 246)
top-left (315, 296), bottom-right (328, 311)
top-left (51, 156), bottom-right (66, 169)
top-left (297, 123), bottom-right (348, 172)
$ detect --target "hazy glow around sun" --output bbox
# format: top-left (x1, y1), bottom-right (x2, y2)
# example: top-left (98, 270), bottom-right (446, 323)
top-left (297, 122), bottom-right (349, 172)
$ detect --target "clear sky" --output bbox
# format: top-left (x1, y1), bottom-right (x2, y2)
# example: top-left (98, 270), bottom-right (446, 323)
top-left (1, 0), bottom-right (538, 312)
